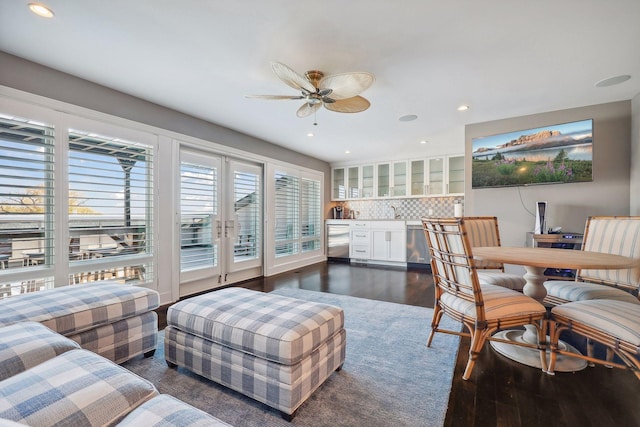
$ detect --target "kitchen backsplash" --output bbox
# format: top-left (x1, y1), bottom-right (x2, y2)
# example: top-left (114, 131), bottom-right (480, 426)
top-left (332, 196), bottom-right (464, 220)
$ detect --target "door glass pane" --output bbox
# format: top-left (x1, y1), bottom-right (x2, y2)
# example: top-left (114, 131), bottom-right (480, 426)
top-left (428, 158), bottom-right (444, 195)
top-left (448, 156), bottom-right (465, 194)
top-left (377, 164), bottom-right (390, 197)
top-left (362, 165), bottom-right (374, 198)
top-left (332, 168), bottom-right (345, 199)
top-left (180, 160), bottom-right (217, 272)
top-left (411, 160), bottom-right (425, 195)
top-left (233, 170), bottom-right (260, 262)
top-left (347, 167), bottom-right (359, 198)
top-left (392, 161), bottom-right (407, 196)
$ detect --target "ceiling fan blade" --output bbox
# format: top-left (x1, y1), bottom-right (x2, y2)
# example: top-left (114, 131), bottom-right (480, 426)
top-left (271, 62), bottom-right (317, 93)
top-left (319, 72), bottom-right (374, 100)
top-left (324, 96), bottom-right (371, 113)
top-left (245, 95), bottom-right (304, 100)
top-left (296, 102), bottom-right (322, 118)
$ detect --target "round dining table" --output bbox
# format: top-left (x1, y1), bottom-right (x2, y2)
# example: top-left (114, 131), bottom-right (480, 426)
top-left (472, 246), bottom-right (640, 372)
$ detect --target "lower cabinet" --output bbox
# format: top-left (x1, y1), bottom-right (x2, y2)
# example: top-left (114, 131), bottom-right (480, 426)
top-left (370, 221), bottom-right (406, 263)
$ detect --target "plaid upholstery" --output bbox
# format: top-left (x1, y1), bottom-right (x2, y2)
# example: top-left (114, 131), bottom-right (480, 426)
top-left (552, 300), bottom-right (640, 347)
top-left (441, 283), bottom-right (546, 320)
top-left (0, 321), bottom-right (80, 381)
top-left (0, 284), bottom-right (160, 336)
top-left (118, 394), bottom-right (232, 427)
top-left (0, 349), bottom-right (158, 426)
top-left (67, 310), bottom-right (158, 364)
top-left (167, 288), bottom-right (344, 365)
top-left (165, 325), bottom-right (346, 415)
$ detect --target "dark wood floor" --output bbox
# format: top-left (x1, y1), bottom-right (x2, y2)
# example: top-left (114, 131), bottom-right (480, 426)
top-left (160, 261), bottom-right (640, 427)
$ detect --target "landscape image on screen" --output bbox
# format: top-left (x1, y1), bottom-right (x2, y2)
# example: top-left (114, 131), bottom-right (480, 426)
top-left (471, 119), bottom-right (593, 189)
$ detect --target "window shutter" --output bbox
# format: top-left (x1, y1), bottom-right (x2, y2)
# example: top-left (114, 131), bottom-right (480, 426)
top-left (274, 173), bottom-right (300, 257)
top-left (67, 129), bottom-right (154, 284)
top-left (0, 113), bottom-right (55, 294)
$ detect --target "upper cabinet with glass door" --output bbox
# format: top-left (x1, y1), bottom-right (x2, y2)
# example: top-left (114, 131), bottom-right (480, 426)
top-left (447, 155), bottom-right (465, 195)
top-left (331, 155), bottom-right (463, 200)
top-left (377, 161), bottom-right (407, 198)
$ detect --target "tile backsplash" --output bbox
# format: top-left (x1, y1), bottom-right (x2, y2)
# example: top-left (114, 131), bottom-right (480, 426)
top-left (332, 196), bottom-right (464, 220)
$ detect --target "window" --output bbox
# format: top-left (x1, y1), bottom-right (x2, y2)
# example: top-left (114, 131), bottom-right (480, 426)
top-left (0, 113), bottom-right (55, 296)
top-left (0, 106), bottom-right (156, 299)
top-left (67, 129), bottom-right (154, 285)
top-left (272, 170), bottom-right (322, 258)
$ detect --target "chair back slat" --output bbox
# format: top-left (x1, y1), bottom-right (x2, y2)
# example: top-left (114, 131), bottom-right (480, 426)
top-left (422, 217), bottom-right (485, 321)
top-left (464, 216), bottom-right (504, 270)
top-left (579, 216), bottom-right (640, 291)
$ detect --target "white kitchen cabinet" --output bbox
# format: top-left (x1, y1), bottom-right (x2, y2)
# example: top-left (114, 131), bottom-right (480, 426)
top-left (370, 221), bottom-right (406, 262)
top-left (332, 167), bottom-right (346, 200)
top-left (377, 161), bottom-right (408, 198)
top-left (349, 221), bottom-right (371, 259)
top-left (447, 155), bottom-right (465, 195)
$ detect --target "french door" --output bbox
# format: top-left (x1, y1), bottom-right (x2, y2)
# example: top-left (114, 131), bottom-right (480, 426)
top-left (179, 149), bottom-right (262, 295)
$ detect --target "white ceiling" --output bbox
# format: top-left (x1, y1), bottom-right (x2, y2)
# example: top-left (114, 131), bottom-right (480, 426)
top-left (1, 1), bottom-right (639, 165)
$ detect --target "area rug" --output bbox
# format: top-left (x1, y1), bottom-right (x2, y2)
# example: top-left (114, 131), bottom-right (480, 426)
top-left (123, 289), bottom-right (461, 427)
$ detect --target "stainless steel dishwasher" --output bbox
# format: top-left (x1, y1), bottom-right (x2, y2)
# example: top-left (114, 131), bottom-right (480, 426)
top-left (327, 222), bottom-right (350, 260)
top-left (406, 223), bottom-right (430, 268)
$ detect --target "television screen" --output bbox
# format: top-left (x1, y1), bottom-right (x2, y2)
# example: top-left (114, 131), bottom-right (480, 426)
top-left (471, 119), bottom-right (593, 189)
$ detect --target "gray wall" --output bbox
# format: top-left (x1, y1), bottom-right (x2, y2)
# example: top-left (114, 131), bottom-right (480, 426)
top-left (0, 51), bottom-right (331, 200)
top-left (465, 101), bottom-right (631, 248)
top-left (631, 93), bottom-right (640, 215)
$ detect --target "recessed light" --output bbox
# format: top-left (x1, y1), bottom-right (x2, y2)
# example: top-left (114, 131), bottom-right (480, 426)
top-left (399, 114), bottom-right (418, 122)
top-left (345, 150), bottom-right (351, 154)
top-left (595, 75), bottom-right (631, 87)
top-left (307, 132), bottom-right (314, 137)
top-left (28, 3), bottom-right (55, 18)
top-left (420, 140), bottom-right (428, 144)
top-left (457, 105), bottom-right (470, 111)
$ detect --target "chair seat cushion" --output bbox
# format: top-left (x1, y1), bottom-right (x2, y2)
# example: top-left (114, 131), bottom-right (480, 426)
top-left (0, 322), bottom-right (80, 381)
top-left (544, 280), bottom-right (639, 304)
top-left (477, 271), bottom-right (526, 291)
top-left (0, 284), bottom-right (160, 336)
top-left (441, 284), bottom-right (546, 320)
top-left (167, 288), bottom-right (344, 365)
top-left (552, 300), bottom-right (640, 347)
top-left (118, 394), bottom-right (232, 427)
top-left (0, 349), bottom-right (158, 426)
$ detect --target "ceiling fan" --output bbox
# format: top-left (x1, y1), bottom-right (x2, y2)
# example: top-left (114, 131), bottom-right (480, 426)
top-left (246, 62), bottom-right (374, 118)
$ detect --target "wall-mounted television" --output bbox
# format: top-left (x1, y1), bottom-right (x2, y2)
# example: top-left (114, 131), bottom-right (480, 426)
top-left (471, 119), bottom-right (593, 189)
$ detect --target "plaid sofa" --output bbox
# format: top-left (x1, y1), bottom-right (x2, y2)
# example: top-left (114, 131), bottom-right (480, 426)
top-left (165, 287), bottom-right (346, 420)
top-left (0, 283), bottom-right (160, 364)
top-left (0, 321), bottom-right (233, 427)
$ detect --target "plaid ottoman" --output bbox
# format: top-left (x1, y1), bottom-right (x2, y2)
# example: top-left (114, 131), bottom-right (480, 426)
top-left (0, 284), bottom-right (160, 364)
top-left (164, 288), bottom-right (346, 420)
top-left (0, 349), bottom-right (158, 426)
top-left (0, 321), bottom-right (80, 381)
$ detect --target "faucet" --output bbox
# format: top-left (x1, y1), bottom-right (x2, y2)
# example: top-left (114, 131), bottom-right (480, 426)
top-left (390, 205), bottom-right (401, 219)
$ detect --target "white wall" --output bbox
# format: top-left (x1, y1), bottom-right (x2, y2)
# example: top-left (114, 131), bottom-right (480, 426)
top-left (631, 93), bottom-right (640, 215)
top-left (465, 101), bottom-right (632, 253)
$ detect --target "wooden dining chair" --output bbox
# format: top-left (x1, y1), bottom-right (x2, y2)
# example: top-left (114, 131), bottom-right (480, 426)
top-left (543, 216), bottom-right (640, 306)
top-left (548, 299), bottom-right (640, 380)
top-left (464, 216), bottom-right (526, 291)
top-left (422, 217), bottom-right (548, 380)
top-left (543, 216), bottom-right (640, 361)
